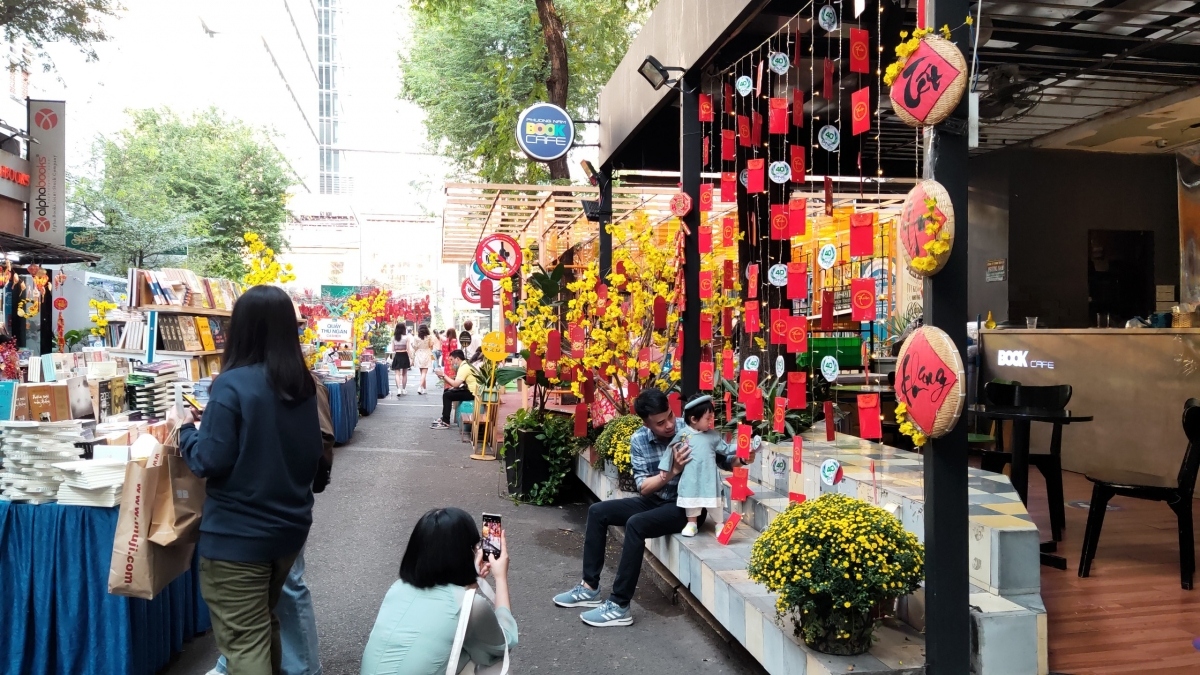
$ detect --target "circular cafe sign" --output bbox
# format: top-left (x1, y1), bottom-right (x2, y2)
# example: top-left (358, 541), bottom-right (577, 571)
top-left (767, 264), bottom-right (789, 287)
top-left (769, 52), bottom-right (790, 75)
top-left (820, 355), bottom-right (840, 382)
top-left (735, 75), bottom-right (754, 96)
top-left (768, 161), bottom-right (792, 184)
top-left (817, 243), bottom-right (838, 269)
top-left (515, 102), bottom-right (575, 162)
top-left (818, 125), bottom-right (841, 152)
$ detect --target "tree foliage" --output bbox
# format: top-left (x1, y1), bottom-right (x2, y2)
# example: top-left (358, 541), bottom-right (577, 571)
top-left (0, 0), bottom-right (120, 70)
top-left (400, 0), bottom-right (654, 184)
top-left (68, 108), bottom-right (295, 279)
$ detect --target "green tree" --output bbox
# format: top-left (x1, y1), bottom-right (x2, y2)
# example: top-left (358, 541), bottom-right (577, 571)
top-left (0, 0), bottom-right (121, 69)
top-left (401, 0), bottom-right (653, 183)
top-left (68, 108), bottom-right (295, 279)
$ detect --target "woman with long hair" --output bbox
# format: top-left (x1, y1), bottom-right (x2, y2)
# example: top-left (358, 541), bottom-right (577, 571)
top-left (171, 285), bottom-right (324, 674)
top-left (441, 328), bottom-right (459, 374)
top-left (411, 324), bottom-right (436, 395)
top-left (360, 508), bottom-right (516, 674)
top-left (391, 323), bottom-right (412, 396)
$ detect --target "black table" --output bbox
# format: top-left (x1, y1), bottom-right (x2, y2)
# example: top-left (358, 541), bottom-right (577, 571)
top-left (969, 405), bottom-right (1093, 570)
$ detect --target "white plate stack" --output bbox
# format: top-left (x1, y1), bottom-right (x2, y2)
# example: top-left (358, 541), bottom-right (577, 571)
top-left (52, 459), bottom-right (127, 507)
top-left (0, 421), bottom-right (90, 503)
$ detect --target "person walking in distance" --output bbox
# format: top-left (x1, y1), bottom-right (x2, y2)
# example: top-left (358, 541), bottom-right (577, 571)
top-left (441, 328), bottom-right (459, 374)
top-left (390, 323), bottom-right (412, 396)
top-left (459, 321), bottom-right (476, 360)
top-left (411, 324), bottom-right (436, 395)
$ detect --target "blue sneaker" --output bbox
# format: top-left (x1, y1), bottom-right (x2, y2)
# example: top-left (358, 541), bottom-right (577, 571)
top-left (553, 582), bottom-right (602, 608)
top-left (580, 600), bottom-right (633, 627)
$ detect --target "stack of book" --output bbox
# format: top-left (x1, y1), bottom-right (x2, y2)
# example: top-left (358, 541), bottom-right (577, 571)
top-left (125, 362), bottom-right (183, 421)
top-left (156, 314), bottom-right (227, 352)
top-left (126, 268), bottom-right (243, 310)
top-left (52, 458), bottom-right (126, 507)
top-left (0, 420), bottom-right (95, 503)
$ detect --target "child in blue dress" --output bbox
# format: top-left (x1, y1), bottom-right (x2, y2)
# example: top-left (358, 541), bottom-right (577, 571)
top-left (658, 394), bottom-right (729, 537)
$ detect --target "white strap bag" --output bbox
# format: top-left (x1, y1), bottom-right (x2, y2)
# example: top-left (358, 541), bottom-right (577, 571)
top-left (446, 579), bottom-right (509, 675)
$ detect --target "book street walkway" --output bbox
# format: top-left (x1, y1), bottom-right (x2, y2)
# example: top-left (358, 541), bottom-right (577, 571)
top-left (163, 378), bottom-right (765, 675)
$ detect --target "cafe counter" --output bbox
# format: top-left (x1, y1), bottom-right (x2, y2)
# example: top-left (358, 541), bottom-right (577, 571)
top-left (978, 328), bottom-right (1200, 484)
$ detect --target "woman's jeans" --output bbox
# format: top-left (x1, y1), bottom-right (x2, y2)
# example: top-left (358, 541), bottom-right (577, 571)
top-left (215, 548), bottom-right (321, 675)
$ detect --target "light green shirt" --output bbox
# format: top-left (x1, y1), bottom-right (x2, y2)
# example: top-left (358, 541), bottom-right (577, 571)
top-left (360, 580), bottom-right (517, 675)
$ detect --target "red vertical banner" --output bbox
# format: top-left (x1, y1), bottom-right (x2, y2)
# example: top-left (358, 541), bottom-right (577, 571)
top-left (745, 300), bottom-right (760, 332)
top-left (737, 115), bottom-right (752, 146)
top-left (788, 198), bottom-right (807, 236)
top-left (768, 98), bottom-right (788, 134)
top-left (786, 317), bottom-right (809, 355)
top-left (851, 86), bottom-right (872, 136)
top-left (699, 93), bottom-right (714, 121)
top-left (724, 82), bottom-right (734, 111)
top-left (479, 278), bottom-right (494, 309)
top-left (752, 111), bottom-right (763, 145)
top-left (849, 212), bottom-right (875, 257)
top-left (858, 394), bottom-right (883, 440)
top-left (638, 347), bottom-right (651, 379)
top-left (717, 512), bottom-right (742, 545)
top-left (504, 323), bottom-right (517, 354)
top-left (675, 328), bottom-right (684, 363)
top-left (723, 259), bottom-right (735, 289)
top-left (917, 0), bottom-right (926, 28)
top-left (824, 176), bottom-right (834, 216)
top-left (574, 402), bottom-right (588, 437)
top-left (700, 312), bottom-right (713, 341)
top-left (653, 296), bottom-right (667, 331)
top-left (736, 424), bottom-right (752, 459)
top-left (700, 183), bottom-right (714, 213)
top-left (823, 58), bottom-right (835, 99)
top-left (747, 263), bottom-right (759, 298)
top-left (724, 391), bottom-right (732, 419)
top-left (583, 378), bottom-right (595, 403)
top-left (745, 392), bottom-right (764, 421)
top-left (699, 224), bottom-right (712, 253)
top-left (569, 324), bottom-right (585, 358)
top-left (821, 289), bottom-right (835, 331)
top-left (699, 271), bottom-right (713, 299)
top-left (723, 307), bottom-right (733, 335)
top-left (596, 283), bottom-right (609, 318)
top-left (770, 308), bottom-right (789, 345)
top-left (627, 379), bottom-right (639, 401)
top-left (774, 396), bottom-right (788, 433)
top-left (793, 86), bottom-right (805, 128)
top-left (721, 349), bottom-right (735, 380)
top-left (721, 129), bottom-right (736, 160)
top-left (720, 172), bottom-right (737, 202)
top-left (722, 217), bottom-right (736, 247)
top-left (788, 370), bottom-right (808, 408)
top-left (792, 436), bottom-right (804, 472)
top-left (851, 277), bottom-right (877, 322)
top-left (787, 262), bottom-right (808, 300)
top-left (769, 204), bottom-right (790, 240)
top-left (700, 360), bottom-right (715, 391)
top-left (738, 369), bottom-right (757, 405)
top-left (790, 145), bottom-right (805, 183)
top-left (825, 401), bottom-right (836, 441)
top-left (546, 330), bottom-right (562, 361)
top-left (849, 28), bottom-right (870, 74)
top-left (703, 135), bottom-right (710, 168)
top-left (747, 158), bottom-right (765, 193)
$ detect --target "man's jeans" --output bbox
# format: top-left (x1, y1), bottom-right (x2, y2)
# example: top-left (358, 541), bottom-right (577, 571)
top-left (582, 494), bottom-right (702, 607)
top-left (214, 548), bottom-right (321, 675)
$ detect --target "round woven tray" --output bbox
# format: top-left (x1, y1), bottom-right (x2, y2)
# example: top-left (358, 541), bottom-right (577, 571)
top-left (889, 35), bottom-right (968, 128)
top-left (898, 179), bottom-right (955, 277)
top-left (895, 325), bottom-right (965, 439)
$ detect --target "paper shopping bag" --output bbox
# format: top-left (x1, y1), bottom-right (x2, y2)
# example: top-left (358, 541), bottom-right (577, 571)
top-left (109, 457), bottom-right (196, 599)
top-left (148, 425), bottom-right (206, 546)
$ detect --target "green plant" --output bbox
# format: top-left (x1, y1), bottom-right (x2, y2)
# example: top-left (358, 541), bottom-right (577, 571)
top-left (500, 408), bottom-right (579, 506)
top-left (469, 362), bottom-right (526, 390)
top-left (64, 329), bottom-right (87, 350)
top-left (594, 414), bottom-right (641, 474)
top-left (368, 323), bottom-right (392, 355)
top-left (747, 494), bottom-right (924, 655)
top-left (717, 374), bottom-right (815, 443)
top-left (885, 302), bottom-right (923, 345)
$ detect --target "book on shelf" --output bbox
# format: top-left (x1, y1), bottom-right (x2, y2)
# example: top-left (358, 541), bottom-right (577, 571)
top-left (179, 317), bottom-right (204, 351)
top-left (209, 317), bottom-right (226, 350)
top-left (126, 267), bottom-right (241, 312)
top-left (0, 381), bottom-right (16, 421)
top-left (195, 317), bottom-right (217, 351)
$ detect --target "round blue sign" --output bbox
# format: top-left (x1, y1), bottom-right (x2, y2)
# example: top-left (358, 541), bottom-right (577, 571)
top-left (516, 103), bottom-right (575, 162)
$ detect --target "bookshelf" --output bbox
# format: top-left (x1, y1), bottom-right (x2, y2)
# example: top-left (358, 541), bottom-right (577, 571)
top-left (110, 348), bottom-right (223, 357)
top-left (130, 305), bottom-right (232, 318)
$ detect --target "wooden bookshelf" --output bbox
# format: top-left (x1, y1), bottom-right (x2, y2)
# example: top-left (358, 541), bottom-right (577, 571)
top-left (110, 348), bottom-right (223, 357)
top-left (128, 305), bottom-right (233, 318)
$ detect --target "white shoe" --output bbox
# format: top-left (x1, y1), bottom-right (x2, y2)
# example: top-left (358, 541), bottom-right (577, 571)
top-left (681, 522), bottom-right (698, 537)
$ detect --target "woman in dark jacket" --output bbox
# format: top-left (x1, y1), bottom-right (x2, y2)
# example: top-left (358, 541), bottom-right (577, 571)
top-left (173, 285), bottom-right (324, 675)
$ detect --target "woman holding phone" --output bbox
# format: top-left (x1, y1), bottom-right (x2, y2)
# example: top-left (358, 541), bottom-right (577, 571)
top-left (360, 508), bottom-right (516, 674)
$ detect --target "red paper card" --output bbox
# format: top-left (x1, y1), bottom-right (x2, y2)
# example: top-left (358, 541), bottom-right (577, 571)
top-left (596, 283), bottom-right (609, 318)
top-left (738, 369), bottom-right (758, 405)
top-left (747, 264), bottom-right (759, 298)
top-left (546, 329), bottom-right (562, 361)
top-left (723, 307), bottom-right (733, 336)
top-left (745, 394), bottom-right (763, 421)
top-left (668, 392), bottom-right (682, 418)
top-left (700, 312), bottom-right (713, 340)
top-left (788, 371), bottom-right (807, 407)
top-left (700, 270), bottom-right (714, 299)
top-left (504, 323), bottom-right (517, 353)
top-left (729, 466), bottom-right (754, 501)
top-left (638, 348), bottom-right (651, 379)
top-left (627, 379), bottom-right (639, 401)
top-left (821, 289), bottom-right (835, 331)
top-left (824, 401), bottom-right (836, 441)
top-left (823, 58), bottom-right (835, 100)
top-left (716, 512), bottom-right (741, 545)
top-left (583, 378), bottom-right (595, 403)
top-left (850, 212), bottom-right (875, 257)
top-left (849, 28), bottom-right (870, 74)
top-left (770, 308), bottom-right (789, 345)
top-left (786, 317), bottom-right (809, 356)
top-left (722, 349), bottom-right (735, 380)
top-left (699, 93), bottom-right (714, 121)
top-left (528, 350), bottom-right (542, 372)
top-left (737, 115), bottom-right (751, 147)
top-left (769, 203), bottom-right (790, 240)
top-left (724, 82), bottom-right (734, 111)
top-left (858, 394), bottom-right (883, 440)
top-left (675, 328), bottom-right (684, 363)
top-left (774, 396), bottom-right (787, 433)
top-left (851, 86), bottom-right (872, 136)
top-left (745, 300), bottom-right (760, 332)
top-left (746, 158), bottom-right (765, 193)
top-left (699, 224), bottom-right (712, 253)
top-left (789, 492), bottom-right (807, 505)
top-left (722, 129), bottom-right (736, 161)
top-left (700, 184), bottom-right (714, 213)
top-left (723, 259), bottom-right (735, 289)
top-left (703, 135), bottom-right (710, 168)
top-left (736, 424), bottom-right (752, 460)
top-left (824, 176), bottom-right (834, 216)
top-left (787, 262), bottom-right (808, 300)
top-left (792, 436), bottom-right (803, 472)
top-left (851, 277), bottom-right (877, 322)
top-left (790, 145), bottom-right (805, 183)
top-left (574, 402), bottom-right (588, 437)
top-left (700, 361), bottom-right (715, 391)
top-left (793, 86), bottom-right (805, 128)
top-left (789, 198), bottom-right (807, 236)
top-left (895, 329), bottom-right (960, 434)
top-left (479, 278), bottom-right (494, 309)
top-left (752, 111), bottom-right (762, 145)
top-left (768, 97), bottom-right (788, 134)
top-left (654, 296), bottom-right (667, 331)
top-left (720, 174), bottom-right (737, 204)
top-left (721, 217), bottom-right (736, 247)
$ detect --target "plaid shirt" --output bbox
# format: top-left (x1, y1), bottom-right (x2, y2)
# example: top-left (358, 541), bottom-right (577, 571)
top-left (631, 418), bottom-right (739, 501)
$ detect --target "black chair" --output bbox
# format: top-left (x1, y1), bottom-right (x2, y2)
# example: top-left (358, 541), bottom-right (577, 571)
top-left (978, 381), bottom-right (1072, 542)
top-left (1078, 399), bottom-right (1200, 590)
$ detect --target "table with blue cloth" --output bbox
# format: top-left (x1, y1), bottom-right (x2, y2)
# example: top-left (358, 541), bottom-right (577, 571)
top-left (323, 379), bottom-right (358, 444)
top-left (358, 367), bottom-right (379, 416)
top-left (0, 501), bottom-right (211, 675)
top-left (375, 363), bottom-right (389, 397)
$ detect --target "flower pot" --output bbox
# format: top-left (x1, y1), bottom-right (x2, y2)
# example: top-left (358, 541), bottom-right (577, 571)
top-left (505, 429), bottom-right (551, 498)
top-left (480, 387), bottom-right (501, 404)
top-left (798, 606), bottom-right (876, 656)
top-left (617, 471), bottom-right (637, 494)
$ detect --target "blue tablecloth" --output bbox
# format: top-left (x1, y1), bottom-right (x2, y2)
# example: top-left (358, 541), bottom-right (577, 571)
top-left (324, 380), bottom-right (358, 444)
top-left (358, 368), bottom-right (379, 416)
top-left (0, 502), bottom-right (210, 675)
top-left (375, 364), bottom-right (389, 397)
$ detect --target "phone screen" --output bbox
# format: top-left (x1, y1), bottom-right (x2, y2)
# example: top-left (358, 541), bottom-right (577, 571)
top-left (481, 513), bottom-right (502, 561)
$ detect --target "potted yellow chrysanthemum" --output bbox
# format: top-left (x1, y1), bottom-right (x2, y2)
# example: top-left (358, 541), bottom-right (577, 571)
top-left (748, 493), bottom-right (924, 655)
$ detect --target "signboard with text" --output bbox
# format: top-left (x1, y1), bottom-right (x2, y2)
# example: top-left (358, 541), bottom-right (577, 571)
top-left (317, 318), bottom-right (353, 343)
top-left (515, 103), bottom-right (574, 163)
top-left (28, 100), bottom-right (65, 245)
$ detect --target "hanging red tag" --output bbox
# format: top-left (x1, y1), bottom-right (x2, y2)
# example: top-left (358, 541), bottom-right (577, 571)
top-left (790, 145), bottom-right (806, 184)
top-left (745, 392), bottom-right (764, 421)
top-left (746, 158), bottom-right (765, 193)
top-left (716, 512), bottom-right (742, 545)
top-left (745, 300), bottom-right (760, 332)
top-left (675, 328), bottom-right (684, 364)
top-left (700, 312), bottom-right (713, 341)
top-left (738, 368), bottom-right (758, 404)
top-left (724, 81), bottom-right (734, 111)
top-left (527, 348), bottom-right (542, 372)
top-left (720, 172), bottom-right (736, 201)
top-left (824, 401), bottom-right (836, 441)
top-left (723, 307), bottom-right (733, 336)
top-left (721, 129), bottom-right (736, 161)
top-left (786, 317), bottom-right (809, 355)
top-left (668, 392), bottom-right (682, 418)
top-left (789, 198), bottom-right (807, 236)
top-left (729, 466), bottom-right (754, 500)
top-left (747, 263), bottom-right (759, 298)
top-left (614, 260), bottom-right (627, 292)
top-left (770, 308), bottom-right (789, 345)
top-left (699, 224), bottom-right (712, 253)
top-left (736, 424), bottom-right (752, 460)
top-left (851, 277), bottom-right (877, 322)
top-left (792, 436), bottom-right (804, 472)
top-left (722, 349), bottom-right (735, 380)
top-left (652, 296), bottom-right (667, 331)
top-left (638, 347), bottom-right (651, 380)
top-left (546, 330), bottom-right (562, 363)
top-left (724, 391), bottom-right (733, 419)
top-left (583, 377), bottom-right (595, 403)
top-left (768, 97), bottom-right (788, 134)
top-left (823, 58), bottom-right (835, 100)
top-left (574, 402), bottom-right (588, 437)
top-left (793, 86), bottom-right (805, 128)
top-left (504, 323), bottom-right (517, 353)
top-left (823, 177), bottom-right (834, 217)
top-left (858, 394), bottom-right (883, 440)
top-left (737, 115), bottom-right (751, 147)
top-left (849, 28), bottom-right (870, 74)
top-left (700, 360), bottom-right (715, 391)
top-left (821, 289), bottom-right (835, 331)
top-left (723, 260), bottom-right (735, 291)
top-left (569, 324), bottom-right (585, 358)
top-left (478, 278), bottom-right (494, 309)
top-left (769, 204), bottom-right (790, 240)
top-left (850, 212), bottom-right (875, 257)
top-left (722, 218), bottom-right (736, 248)
top-left (700, 184), bottom-right (714, 213)
top-left (789, 492), bottom-right (807, 505)
top-left (851, 86), bottom-right (872, 136)
top-left (699, 93), bottom-right (714, 121)
top-left (774, 396), bottom-right (788, 433)
top-left (699, 270), bottom-right (714, 300)
top-left (703, 136), bottom-right (710, 168)
top-left (752, 111), bottom-right (763, 145)
top-left (788, 371), bottom-right (807, 407)
top-left (787, 262), bottom-right (808, 300)
top-left (596, 283), bottom-right (609, 318)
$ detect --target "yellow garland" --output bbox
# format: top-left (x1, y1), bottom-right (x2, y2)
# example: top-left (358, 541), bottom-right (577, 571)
top-left (893, 401), bottom-right (927, 447)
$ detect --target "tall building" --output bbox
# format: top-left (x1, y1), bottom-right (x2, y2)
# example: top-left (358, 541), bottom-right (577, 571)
top-left (317, 0), bottom-right (346, 194)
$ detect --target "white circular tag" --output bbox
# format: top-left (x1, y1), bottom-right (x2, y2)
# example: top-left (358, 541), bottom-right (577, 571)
top-left (820, 355), bottom-right (840, 382)
top-left (739, 169), bottom-right (749, 187)
top-left (818, 125), bottom-right (841, 152)
top-left (817, 243), bottom-right (838, 269)
top-left (775, 355), bottom-right (786, 377)
top-left (769, 52), bottom-right (791, 75)
top-left (768, 161), bottom-right (792, 184)
top-left (751, 435), bottom-right (763, 451)
top-left (820, 458), bottom-right (843, 486)
top-left (743, 355), bottom-right (760, 372)
top-left (735, 76), bottom-right (754, 96)
top-left (772, 455), bottom-right (788, 476)
top-left (767, 264), bottom-right (789, 287)
top-left (818, 4), bottom-right (839, 32)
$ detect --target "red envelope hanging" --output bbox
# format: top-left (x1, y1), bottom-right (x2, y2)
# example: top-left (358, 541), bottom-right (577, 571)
top-left (825, 401), bottom-right (836, 441)
top-left (700, 312), bottom-right (713, 341)
top-left (583, 378), bottom-right (595, 403)
top-left (824, 176), bottom-right (834, 216)
top-left (721, 129), bottom-right (736, 161)
top-left (569, 324), bottom-right (585, 358)
top-left (699, 224), bottom-right (712, 253)
top-left (724, 82), bottom-right (734, 111)
top-left (858, 394), bottom-right (883, 440)
top-left (787, 262), bottom-right (808, 300)
top-left (719, 349), bottom-right (733, 381)
top-left (774, 396), bottom-right (788, 433)
top-left (821, 289), bottom-right (835, 331)
top-left (770, 308), bottom-right (789, 345)
top-left (479, 278), bottom-right (494, 309)
top-left (769, 204), bottom-right (790, 240)
top-left (596, 283), bottom-right (609, 318)
top-left (501, 289), bottom-right (513, 314)
top-left (737, 115), bottom-right (751, 147)
top-left (786, 317), bottom-right (809, 356)
top-left (716, 512), bottom-right (742, 545)
top-left (546, 330), bottom-right (562, 362)
top-left (736, 424), bottom-right (752, 460)
top-left (747, 264), bottom-right (759, 298)
top-left (851, 86), bottom-right (872, 136)
top-left (851, 277), bottom-right (877, 322)
top-left (849, 28), bottom-right (870, 74)
top-left (768, 97), bottom-right (788, 134)
top-left (699, 184), bottom-right (714, 214)
top-left (722, 260), bottom-right (735, 291)
top-left (789, 199), bottom-right (807, 238)
top-left (723, 307), bottom-right (733, 336)
top-left (729, 466), bottom-right (754, 500)
top-left (792, 436), bottom-right (804, 472)
top-left (720, 172), bottom-right (736, 202)
top-left (638, 347), bottom-right (651, 379)
top-left (574, 402), bottom-right (588, 437)
top-left (788, 371), bottom-right (807, 407)
top-left (745, 393), bottom-right (764, 421)
top-left (528, 350), bottom-right (542, 376)
top-left (504, 323), bottom-right (517, 353)
top-left (823, 58), bottom-right (835, 100)
top-left (675, 328), bottom-right (684, 364)
top-left (653, 296), bottom-right (667, 331)
top-left (699, 93), bottom-right (714, 121)
top-left (699, 270), bottom-right (713, 299)
top-left (703, 136), bottom-right (710, 168)
top-left (614, 260), bottom-right (628, 292)
top-left (745, 300), bottom-right (760, 332)
top-left (793, 86), bottom-right (805, 128)
top-left (700, 360), bottom-right (715, 391)
top-left (790, 145), bottom-right (805, 183)
top-left (850, 212), bottom-right (875, 257)
top-left (789, 492), bottom-right (807, 505)
top-left (668, 392), bottom-right (682, 418)
top-left (738, 369), bottom-right (758, 404)
top-left (747, 158), bottom-right (765, 193)
top-left (752, 111), bottom-right (763, 144)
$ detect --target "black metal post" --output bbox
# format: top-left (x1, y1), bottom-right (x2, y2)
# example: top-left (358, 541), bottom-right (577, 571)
top-left (923, 0), bottom-right (971, 672)
top-left (681, 73), bottom-right (702, 397)
top-left (598, 166), bottom-right (613, 279)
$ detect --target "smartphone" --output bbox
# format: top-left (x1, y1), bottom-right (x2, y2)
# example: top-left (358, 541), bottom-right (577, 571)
top-left (481, 513), bottom-right (502, 561)
top-left (182, 393), bottom-right (206, 411)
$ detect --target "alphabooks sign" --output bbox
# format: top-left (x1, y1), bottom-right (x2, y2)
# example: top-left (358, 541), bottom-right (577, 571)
top-left (28, 100), bottom-right (65, 245)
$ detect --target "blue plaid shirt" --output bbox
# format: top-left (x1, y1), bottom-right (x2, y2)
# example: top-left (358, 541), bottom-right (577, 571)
top-left (630, 418), bottom-right (738, 501)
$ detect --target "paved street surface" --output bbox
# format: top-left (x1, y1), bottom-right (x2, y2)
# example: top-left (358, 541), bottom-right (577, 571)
top-left (164, 380), bottom-right (765, 675)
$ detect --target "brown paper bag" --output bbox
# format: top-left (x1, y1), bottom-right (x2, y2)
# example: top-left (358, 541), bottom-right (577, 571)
top-left (108, 457), bottom-right (196, 599)
top-left (148, 454), bottom-right (205, 546)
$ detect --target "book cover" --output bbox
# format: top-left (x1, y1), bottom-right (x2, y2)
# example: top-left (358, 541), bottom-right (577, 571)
top-left (180, 316), bottom-right (203, 351)
top-left (27, 354), bottom-right (42, 382)
top-left (195, 317), bottom-right (216, 351)
top-left (0, 380), bottom-right (17, 421)
top-left (27, 383), bottom-right (53, 422)
top-left (109, 377), bottom-right (127, 413)
top-left (65, 376), bottom-right (92, 419)
top-left (49, 382), bottom-right (72, 421)
top-left (40, 354), bottom-right (57, 382)
top-left (208, 317), bottom-right (226, 350)
top-left (14, 384), bottom-right (29, 420)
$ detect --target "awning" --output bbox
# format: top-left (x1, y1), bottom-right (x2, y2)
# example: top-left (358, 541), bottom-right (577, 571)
top-left (0, 232), bottom-right (101, 265)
